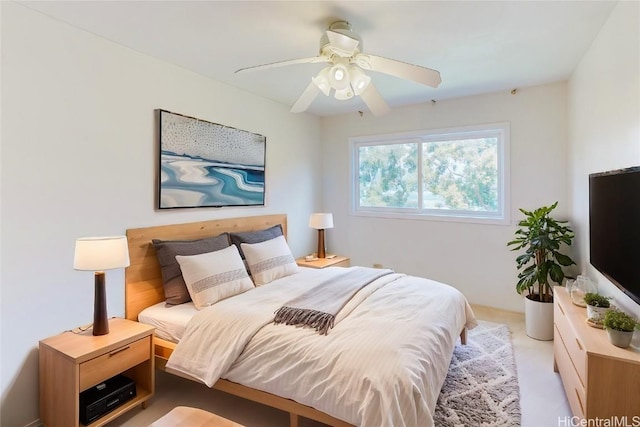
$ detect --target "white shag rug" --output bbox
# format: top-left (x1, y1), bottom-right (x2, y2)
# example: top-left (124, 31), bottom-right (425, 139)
top-left (434, 320), bottom-right (521, 427)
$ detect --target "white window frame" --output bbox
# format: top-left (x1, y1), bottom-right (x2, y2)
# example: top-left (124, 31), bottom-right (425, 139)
top-left (350, 122), bottom-right (510, 225)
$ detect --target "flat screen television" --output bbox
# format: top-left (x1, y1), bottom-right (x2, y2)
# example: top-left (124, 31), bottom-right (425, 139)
top-left (589, 166), bottom-right (640, 305)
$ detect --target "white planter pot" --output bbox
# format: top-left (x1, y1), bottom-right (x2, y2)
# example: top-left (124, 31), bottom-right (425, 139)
top-left (524, 296), bottom-right (554, 340)
top-left (586, 304), bottom-right (609, 325)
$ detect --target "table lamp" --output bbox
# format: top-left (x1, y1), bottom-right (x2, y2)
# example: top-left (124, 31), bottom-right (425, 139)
top-left (309, 213), bottom-right (334, 258)
top-left (74, 236), bottom-right (130, 335)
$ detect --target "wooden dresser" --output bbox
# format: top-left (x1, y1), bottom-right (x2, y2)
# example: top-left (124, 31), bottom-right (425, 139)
top-left (553, 287), bottom-right (640, 419)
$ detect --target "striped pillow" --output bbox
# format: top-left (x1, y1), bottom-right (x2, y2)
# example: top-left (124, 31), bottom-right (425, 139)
top-left (176, 245), bottom-right (253, 309)
top-left (241, 235), bottom-right (299, 286)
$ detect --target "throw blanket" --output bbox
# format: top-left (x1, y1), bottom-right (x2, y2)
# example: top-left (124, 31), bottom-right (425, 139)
top-left (274, 267), bottom-right (393, 334)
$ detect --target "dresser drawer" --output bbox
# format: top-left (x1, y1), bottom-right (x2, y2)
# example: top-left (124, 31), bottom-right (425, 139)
top-left (554, 326), bottom-right (586, 419)
top-left (79, 336), bottom-right (151, 391)
top-left (554, 299), bottom-right (586, 385)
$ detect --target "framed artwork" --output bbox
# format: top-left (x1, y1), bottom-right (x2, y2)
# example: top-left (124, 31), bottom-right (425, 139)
top-left (157, 110), bottom-right (266, 209)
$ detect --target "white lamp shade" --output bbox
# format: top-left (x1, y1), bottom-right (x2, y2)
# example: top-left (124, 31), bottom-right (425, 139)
top-left (328, 63), bottom-right (350, 90)
top-left (74, 236), bottom-right (130, 271)
top-left (309, 213), bottom-right (334, 230)
top-left (349, 66), bottom-right (371, 95)
top-left (312, 67), bottom-right (332, 96)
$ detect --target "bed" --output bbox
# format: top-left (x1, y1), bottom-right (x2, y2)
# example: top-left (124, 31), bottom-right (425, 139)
top-left (125, 214), bottom-right (477, 427)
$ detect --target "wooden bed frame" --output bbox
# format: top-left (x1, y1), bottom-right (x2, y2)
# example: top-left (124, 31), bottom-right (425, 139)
top-left (125, 214), bottom-right (354, 427)
top-left (125, 214), bottom-right (467, 427)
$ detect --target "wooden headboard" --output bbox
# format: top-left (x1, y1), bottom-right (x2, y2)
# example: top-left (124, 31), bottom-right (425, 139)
top-left (125, 214), bottom-right (287, 321)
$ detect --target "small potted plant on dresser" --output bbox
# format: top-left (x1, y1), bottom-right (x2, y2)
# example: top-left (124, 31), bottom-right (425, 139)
top-left (507, 202), bottom-right (576, 340)
top-left (602, 310), bottom-right (639, 348)
top-left (583, 292), bottom-right (612, 327)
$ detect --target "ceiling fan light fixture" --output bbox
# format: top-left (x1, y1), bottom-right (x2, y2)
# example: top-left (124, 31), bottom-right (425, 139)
top-left (349, 66), bottom-right (371, 95)
top-left (237, 21), bottom-right (441, 115)
top-left (312, 67), bottom-right (331, 96)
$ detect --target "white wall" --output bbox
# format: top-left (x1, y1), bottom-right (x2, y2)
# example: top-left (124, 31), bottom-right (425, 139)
top-left (567, 1), bottom-right (640, 320)
top-left (0, 3), bottom-right (322, 425)
top-left (320, 82), bottom-right (570, 313)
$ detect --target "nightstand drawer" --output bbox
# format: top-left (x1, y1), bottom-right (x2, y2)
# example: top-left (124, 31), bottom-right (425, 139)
top-left (79, 336), bottom-right (150, 391)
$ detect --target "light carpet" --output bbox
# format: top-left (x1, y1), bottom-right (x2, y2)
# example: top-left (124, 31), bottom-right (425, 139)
top-left (433, 320), bottom-right (521, 427)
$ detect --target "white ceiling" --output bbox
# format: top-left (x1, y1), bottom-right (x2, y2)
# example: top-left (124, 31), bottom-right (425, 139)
top-left (21, 1), bottom-right (617, 116)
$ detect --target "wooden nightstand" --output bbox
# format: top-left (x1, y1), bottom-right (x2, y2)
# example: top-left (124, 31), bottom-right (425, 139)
top-left (39, 318), bottom-right (155, 427)
top-left (296, 255), bottom-right (350, 269)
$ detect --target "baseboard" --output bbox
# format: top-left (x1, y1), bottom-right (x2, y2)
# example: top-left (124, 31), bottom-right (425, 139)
top-left (24, 419), bottom-right (43, 427)
top-left (470, 303), bottom-right (524, 316)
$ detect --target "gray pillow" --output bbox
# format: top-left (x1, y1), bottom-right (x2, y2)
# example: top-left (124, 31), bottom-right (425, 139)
top-left (229, 225), bottom-right (283, 258)
top-left (152, 233), bottom-right (230, 305)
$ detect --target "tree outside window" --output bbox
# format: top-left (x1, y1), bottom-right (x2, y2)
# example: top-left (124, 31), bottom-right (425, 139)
top-left (352, 123), bottom-right (509, 224)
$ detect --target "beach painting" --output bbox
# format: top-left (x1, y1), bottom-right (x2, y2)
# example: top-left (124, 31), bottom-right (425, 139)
top-left (158, 110), bottom-right (266, 209)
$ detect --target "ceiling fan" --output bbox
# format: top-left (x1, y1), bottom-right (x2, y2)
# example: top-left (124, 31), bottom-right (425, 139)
top-left (235, 21), bottom-right (442, 116)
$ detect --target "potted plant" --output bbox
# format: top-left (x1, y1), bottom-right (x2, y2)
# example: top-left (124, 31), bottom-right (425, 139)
top-left (507, 202), bottom-right (576, 340)
top-left (603, 309), bottom-right (639, 348)
top-left (583, 292), bottom-right (611, 326)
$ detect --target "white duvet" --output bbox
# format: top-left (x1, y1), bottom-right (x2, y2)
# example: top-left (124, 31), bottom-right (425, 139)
top-left (166, 266), bottom-right (477, 427)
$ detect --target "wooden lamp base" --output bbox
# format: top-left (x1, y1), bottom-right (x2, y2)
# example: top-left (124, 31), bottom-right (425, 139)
top-left (317, 229), bottom-right (326, 259)
top-left (93, 271), bottom-right (109, 335)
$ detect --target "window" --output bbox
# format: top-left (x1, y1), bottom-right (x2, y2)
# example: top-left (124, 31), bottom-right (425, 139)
top-left (351, 123), bottom-right (510, 224)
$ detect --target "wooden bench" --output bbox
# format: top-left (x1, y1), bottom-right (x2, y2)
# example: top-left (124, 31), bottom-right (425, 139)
top-left (149, 406), bottom-right (245, 427)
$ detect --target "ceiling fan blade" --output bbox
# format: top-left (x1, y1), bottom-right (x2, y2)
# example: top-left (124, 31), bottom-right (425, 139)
top-left (290, 81), bottom-right (322, 113)
top-left (355, 54), bottom-right (442, 88)
top-left (326, 30), bottom-right (360, 57)
top-left (359, 83), bottom-right (390, 116)
top-left (235, 56), bottom-right (329, 74)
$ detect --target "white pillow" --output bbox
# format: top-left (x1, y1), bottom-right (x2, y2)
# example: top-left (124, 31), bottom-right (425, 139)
top-left (176, 245), bottom-right (253, 309)
top-left (241, 235), bottom-right (299, 286)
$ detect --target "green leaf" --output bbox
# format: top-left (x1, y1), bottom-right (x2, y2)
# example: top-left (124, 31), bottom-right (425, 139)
top-left (549, 263), bottom-right (564, 284)
top-left (554, 253), bottom-right (576, 267)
